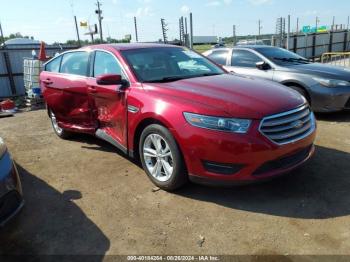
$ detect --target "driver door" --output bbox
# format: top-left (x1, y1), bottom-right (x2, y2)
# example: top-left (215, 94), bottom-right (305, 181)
top-left (226, 49), bottom-right (274, 80)
top-left (87, 50), bottom-right (128, 152)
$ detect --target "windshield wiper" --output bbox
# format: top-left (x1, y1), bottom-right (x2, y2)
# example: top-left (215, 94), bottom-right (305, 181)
top-left (273, 57), bottom-right (310, 64)
top-left (145, 76), bottom-right (188, 83)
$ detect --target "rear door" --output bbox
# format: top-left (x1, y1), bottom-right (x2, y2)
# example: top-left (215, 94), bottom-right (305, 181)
top-left (87, 50), bottom-right (128, 151)
top-left (41, 51), bottom-right (95, 131)
top-left (226, 49), bottom-right (274, 80)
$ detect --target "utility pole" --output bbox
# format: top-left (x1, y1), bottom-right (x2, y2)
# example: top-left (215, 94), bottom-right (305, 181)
top-left (347, 16), bottom-right (349, 30)
top-left (185, 17), bottom-right (188, 47)
top-left (0, 21), bottom-right (4, 44)
top-left (134, 16), bottom-right (139, 42)
top-left (296, 17), bottom-right (299, 33)
top-left (258, 20), bottom-right (262, 36)
top-left (286, 15), bottom-right (290, 50)
top-left (189, 12), bottom-right (193, 49)
top-left (161, 18), bottom-right (168, 44)
top-left (74, 16), bottom-right (81, 46)
top-left (232, 25), bottom-right (236, 46)
top-left (96, 0), bottom-right (103, 42)
top-left (332, 16), bottom-right (335, 31)
top-left (315, 16), bottom-right (319, 33)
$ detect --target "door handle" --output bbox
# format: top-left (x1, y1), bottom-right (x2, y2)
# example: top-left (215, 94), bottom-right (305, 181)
top-left (88, 86), bottom-right (97, 93)
top-left (43, 79), bottom-right (53, 85)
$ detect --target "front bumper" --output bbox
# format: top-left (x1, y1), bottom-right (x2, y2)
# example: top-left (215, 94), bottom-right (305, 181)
top-left (309, 84), bottom-right (350, 112)
top-left (0, 151), bottom-right (24, 226)
top-left (177, 120), bottom-right (316, 184)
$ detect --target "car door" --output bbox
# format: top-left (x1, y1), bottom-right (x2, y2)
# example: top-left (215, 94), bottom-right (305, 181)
top-left (41, 51), bottom-right (95, 131)
top-left (86, 50), bottom-right (128, 151)
top-left (225, 49), bottom-right (274, 80)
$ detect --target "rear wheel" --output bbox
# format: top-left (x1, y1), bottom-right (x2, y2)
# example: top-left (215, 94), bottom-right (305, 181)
top-left (139, 124), bottom-right (187, 191)
top-left (49, 110), bottom-right (72, 139)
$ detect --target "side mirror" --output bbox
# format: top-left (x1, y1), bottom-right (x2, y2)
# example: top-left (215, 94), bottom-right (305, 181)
top-left (96, 74), bottom-right (123, 85)
top-left (256, 61), bottom-right (271, 70)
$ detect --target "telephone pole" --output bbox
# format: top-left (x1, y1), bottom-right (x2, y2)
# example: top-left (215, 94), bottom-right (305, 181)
top-left (96, 0), bottom-right (103, 42)
top-left (74, 16), bottom-right (81, 46)
top-left (134, 16), bottom-right (139, 42)
top-left (0, 21), bottom-right (4, 44)
top-left (258, 20), bottom-right (262, 36)
top-left (161, 18), bottom-right (168, 44)
top-left (232, 25), bottom-right (236, 46)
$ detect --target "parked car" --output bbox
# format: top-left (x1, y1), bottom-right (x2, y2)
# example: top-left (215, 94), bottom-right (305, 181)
top-left (0, 136), bottom-right (23, 226)
top-left (41, 44), bottom-right (316, 191)
top-left (203, 46), bottom-right (350, 112)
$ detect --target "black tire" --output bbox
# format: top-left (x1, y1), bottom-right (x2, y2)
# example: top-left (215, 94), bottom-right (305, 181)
top-left (139, 124), bottom-right (188, 191)
top-left (290, 86), bottom-right (310, 105)
top-left (49, 109), bottom-right (73, 139)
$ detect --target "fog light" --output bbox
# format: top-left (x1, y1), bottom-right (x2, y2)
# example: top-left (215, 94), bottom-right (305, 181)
top-left (202, 161), bottom-right (244, 175)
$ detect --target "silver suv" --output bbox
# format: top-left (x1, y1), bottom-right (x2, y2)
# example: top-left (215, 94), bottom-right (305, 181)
top-left (203, 46), bottom-right (350, 112)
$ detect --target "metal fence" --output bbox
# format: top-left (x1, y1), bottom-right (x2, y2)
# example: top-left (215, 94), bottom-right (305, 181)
top-left (321, 52), bottom-right (350, 67)
top-left (0, 44), bottom-right (78, 98)
top-left (273, 30), bottom-right (350, 60)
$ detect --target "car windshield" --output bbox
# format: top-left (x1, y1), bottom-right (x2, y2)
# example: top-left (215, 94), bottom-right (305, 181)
top-left (256, 47), bottom-right (310, 65)
top-left (121, 47), bottom-right (225, 83)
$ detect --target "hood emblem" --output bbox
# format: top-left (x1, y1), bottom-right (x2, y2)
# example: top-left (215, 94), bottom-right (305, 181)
top-left (290, 120), bottom-right (303, 129)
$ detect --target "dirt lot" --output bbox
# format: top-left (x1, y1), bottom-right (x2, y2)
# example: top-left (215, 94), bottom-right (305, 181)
top-left (0, 109), bottom-right (350, 257)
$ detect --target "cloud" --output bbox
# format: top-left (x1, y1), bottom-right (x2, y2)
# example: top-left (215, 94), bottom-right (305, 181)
top-left (205, 1), bottom-right (221, 6)
top-left (125, 6), bottom-right (154, 18)
top-left (248, 0), bottom-right (272, 5)
top-left (180, 5), bottom-right (190, 14)
top-left (205, 0), bottom-right (232, 7)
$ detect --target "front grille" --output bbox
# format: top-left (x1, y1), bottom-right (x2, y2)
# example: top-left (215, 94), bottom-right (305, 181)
top-left (0, 191), bottom-right (21, 222)
top-left (253, 145), bottom-right (312, 176)
top-left (259, 105), bottom-right (315, 145)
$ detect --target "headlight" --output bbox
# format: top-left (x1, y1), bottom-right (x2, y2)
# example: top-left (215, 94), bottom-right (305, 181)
top-left (184, 112), bottom-right (251, 133)
top-left (0, 137), bottom-right (7, 157)
top-left (313, 77), bottom-right (350, 88)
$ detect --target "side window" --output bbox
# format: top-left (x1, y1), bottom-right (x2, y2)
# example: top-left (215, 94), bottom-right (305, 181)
top-left (60, 52), bottom-right (89, 76)
top-left (94, 51), bottom-right (122, 77)
top-left (207, 50), bottom-right (229, 65)
top-left (231, 50), bottom-right (262, 68)
top-left (45, 56), bottom-right (62, 72)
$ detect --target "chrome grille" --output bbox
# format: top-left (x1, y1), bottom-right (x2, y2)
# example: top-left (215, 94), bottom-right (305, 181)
top-left (259, 105), bottom-right (315, 145)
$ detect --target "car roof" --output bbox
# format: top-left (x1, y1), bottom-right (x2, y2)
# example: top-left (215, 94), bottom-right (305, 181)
top-left (84, 43), bottom-right (182, 51)
top-left (210, 45), bottom-right (278, 52)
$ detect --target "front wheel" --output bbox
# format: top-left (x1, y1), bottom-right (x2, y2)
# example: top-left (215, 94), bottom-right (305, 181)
top-left (139, 124), bottom-right (187, 191)
top-left (49, 110), bottom-right (72, 139)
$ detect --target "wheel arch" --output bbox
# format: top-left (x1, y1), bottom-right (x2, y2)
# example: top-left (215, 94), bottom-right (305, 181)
top-left (281, 81), bottom-right (311, 104)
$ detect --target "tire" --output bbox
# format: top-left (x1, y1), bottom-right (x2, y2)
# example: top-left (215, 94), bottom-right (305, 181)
top-left (139, 124), bottom-right (187, 191)
top-left (289, 86), bottom-right (310, 105)
top-left (49, 110), bottom-right (72, 139)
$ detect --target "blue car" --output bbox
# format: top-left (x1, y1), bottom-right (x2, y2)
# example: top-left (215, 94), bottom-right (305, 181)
top-left (0, 137), bottom-right (23, 226)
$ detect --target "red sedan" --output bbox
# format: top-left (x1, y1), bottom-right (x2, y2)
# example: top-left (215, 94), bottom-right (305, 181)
top-left (40, 44), bottom-right (316, 191)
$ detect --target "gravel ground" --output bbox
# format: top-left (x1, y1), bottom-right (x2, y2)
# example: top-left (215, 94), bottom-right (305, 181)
top-left (0, 109), bottom-right (349, 258)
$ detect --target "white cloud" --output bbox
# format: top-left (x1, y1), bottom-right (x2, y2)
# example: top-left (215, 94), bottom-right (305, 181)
top-left (126, 6), bottom-right (154, 18)
top-left (205, 0), bottom-right (232, 7)
top-left (248, 0), bottom-right (272, 5)
top-left (180, 5), bottom-right (190, 14)
top-left (205, 1), bottom-right (221, 6)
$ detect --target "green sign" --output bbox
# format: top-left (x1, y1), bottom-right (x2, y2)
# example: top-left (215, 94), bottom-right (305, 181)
top-left (302, 25), bottom-right (328, 33)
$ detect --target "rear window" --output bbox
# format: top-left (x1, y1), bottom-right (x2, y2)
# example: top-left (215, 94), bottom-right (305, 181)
top-left (60, 52), bottom-right (89, 76)
top-left (45, 56), bottom-right (62, 73)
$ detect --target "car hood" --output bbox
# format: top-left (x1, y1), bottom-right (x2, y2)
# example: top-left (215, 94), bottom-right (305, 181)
top-left (147, 74), bottom-right (305, 119)
top-left (279, 63), bottom-right (350, 80)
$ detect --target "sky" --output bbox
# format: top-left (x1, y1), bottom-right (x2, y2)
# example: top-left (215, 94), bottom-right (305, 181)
top-left (0, 0), bottom-right (349, 44)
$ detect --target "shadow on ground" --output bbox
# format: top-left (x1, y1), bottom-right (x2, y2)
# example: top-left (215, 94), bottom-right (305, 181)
top-left (315, 110), bottom-right (350, 122)
top-left (177, 145), bottom-right (350, 219)
top-left (0, 164), bottom-right (110, 259)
